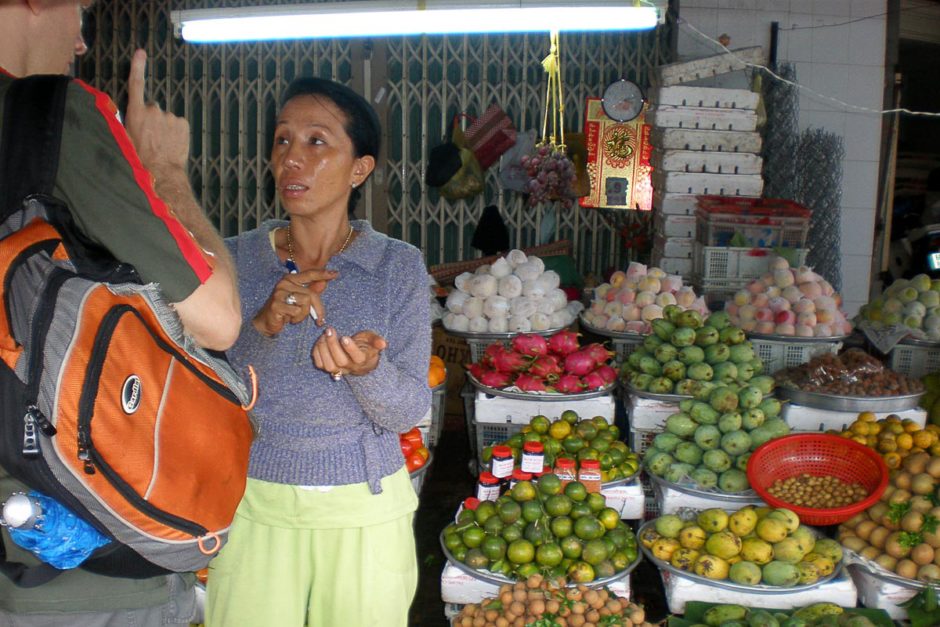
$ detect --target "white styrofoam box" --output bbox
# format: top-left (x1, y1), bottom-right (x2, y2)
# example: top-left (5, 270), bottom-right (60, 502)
top-left (473, 390), bottom-right (615, 458)
top-left (653, 234), bottom-right (694, 260)
top-left (750, 337), bottom-right (843, 375)
top-left (848, 565), bottom-right (918, 621)
top-left (601, 481), bottom-right (646, 520)
top-left (653, 212), bottom-right (697, 239)
top-left (651, 254), bottom-right (693, 277)
top-left (650, 127), bottom-right (763, 153)
top-left (441, 562), bottom-right (631, 605)
top-left (649, 85), bottom-right (760, 110)
top-left (653, 46), bottom-right (765, 87)
top-left (888, 342), bottom-right (940, 378)
top-left (652, 480), bottom-right (764, 516)
top-left (662, 568), bottom-right (858, 615)
top-left (652, 190), bottom-right (700, 216)
top-left (647, 105), bottom-right (758, 132)
top-left (784, 404), bottom-right (927, 432)
top-left (651, 148), bottom-right (763, 175)
top-left (651, 170), bottom-right (764, 197)
top-left (628, 394), bottom-right (681, 431)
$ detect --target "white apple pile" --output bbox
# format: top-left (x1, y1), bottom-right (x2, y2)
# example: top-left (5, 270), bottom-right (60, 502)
top-left (724, 256), bottom-right (852, 338)
top-left (581, 261), bottom-right (710, 335)
top-left (441, 250), bottom-right (584, 334)
top-left (857, 274), bottom-right (940, 342)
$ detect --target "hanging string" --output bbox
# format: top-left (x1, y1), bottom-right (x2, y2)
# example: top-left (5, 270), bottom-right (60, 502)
top-left (540, 30), bottom-right (566, 149)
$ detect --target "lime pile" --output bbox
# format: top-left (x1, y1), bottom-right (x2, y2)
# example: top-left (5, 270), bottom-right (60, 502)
top-left (643, 378), bottom-right (787, 493)
top-left (481, 411), bottom-right (640, 483)
top-left (442, 477), bottom-right (638, 583)
top-left (620, 309), bottom-right (764, 396)
top-left (643, 506), bottom-right (844, 587)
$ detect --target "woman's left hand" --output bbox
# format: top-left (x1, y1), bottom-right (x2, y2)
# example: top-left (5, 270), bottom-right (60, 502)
top-left (312, 327), bottom-right (388, 378)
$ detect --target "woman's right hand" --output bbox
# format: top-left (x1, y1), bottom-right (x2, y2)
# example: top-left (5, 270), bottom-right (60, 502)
top-left (252, 269), bottom-right (337, 337)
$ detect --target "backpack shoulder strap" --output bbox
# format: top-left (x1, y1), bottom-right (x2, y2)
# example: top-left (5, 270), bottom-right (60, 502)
top-left (0, 75), bottom-right (70, 220)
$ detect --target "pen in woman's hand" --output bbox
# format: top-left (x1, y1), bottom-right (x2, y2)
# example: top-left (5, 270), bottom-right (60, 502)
top-left (286, 261), bottom-right (319, 322)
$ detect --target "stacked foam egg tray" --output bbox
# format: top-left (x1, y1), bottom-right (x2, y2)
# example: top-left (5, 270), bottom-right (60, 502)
top-left (647, 47), bottom-right (766, 278)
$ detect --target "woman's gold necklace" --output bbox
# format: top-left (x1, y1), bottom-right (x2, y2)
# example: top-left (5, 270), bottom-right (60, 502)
top-left (286, 223), bottom-right (354, 270)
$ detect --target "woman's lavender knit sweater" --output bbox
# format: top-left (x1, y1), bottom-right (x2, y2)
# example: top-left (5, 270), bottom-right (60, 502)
top-left (224, 220), bottom-right (431, 493)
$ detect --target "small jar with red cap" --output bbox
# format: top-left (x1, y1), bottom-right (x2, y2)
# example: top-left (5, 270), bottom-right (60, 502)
top-left (520, 441), bottom-right (545, 474)
top-left (509, 468), bottom-right (533, 490)
top-left (578, 459), bottom-right (602, 493)
top-left (554, 457), bottom-right (577, 488)
top-left (475, 471), bottom-right (502, 501)
top-left (490, 445), bottom-right (514, 480)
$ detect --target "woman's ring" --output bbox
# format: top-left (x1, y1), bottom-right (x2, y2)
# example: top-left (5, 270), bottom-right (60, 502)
top-left (331, 371), bottom-right (343, 381)
top-left (285, 293), bottom-right (298, 306)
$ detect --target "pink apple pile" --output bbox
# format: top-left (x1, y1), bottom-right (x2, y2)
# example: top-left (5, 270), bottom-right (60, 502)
top-left (724, 256), bottom-right (853, 338)
top-left (581, 261), bottom-right (710, 335)
top-left (465, 330), bottom-right (617, 394)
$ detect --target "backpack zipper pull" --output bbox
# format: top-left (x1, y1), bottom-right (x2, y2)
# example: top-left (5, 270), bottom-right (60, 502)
top-left (22, 408), bottom-right (40, 458)
top-left (77, 431), bottom-right (95, 475)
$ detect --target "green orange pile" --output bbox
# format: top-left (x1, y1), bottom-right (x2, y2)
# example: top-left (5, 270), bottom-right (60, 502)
top-left (481, 411), bottom-right (640, 483)
top-left (442, 477), bottom-right (638, 583)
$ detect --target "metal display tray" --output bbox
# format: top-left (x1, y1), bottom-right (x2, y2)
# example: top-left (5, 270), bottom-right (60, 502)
top-left (441, 530), bottom-right (641, 587)
top-left (896, 336), bottom-right (940, 348)
top-left (775, 386), bottom-right (924, 412)
top-left (637, 520), bottom-right (842, 594)
top-left (444, 327), bottom-right (567, 341)
top-left (746, 332), bottom-right (851, 343)
top-left (468, 373), bottom-right (615, 401)
top-left (578, 315), bottom-right (648, 340)
top-left (645, 470), bottom-right (762, 503)
top-left (624, 383), bottom-right (692, 403)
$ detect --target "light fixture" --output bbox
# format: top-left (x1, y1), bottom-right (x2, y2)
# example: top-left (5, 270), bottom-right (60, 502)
top-left (171, 1), bottom-right (664, 43)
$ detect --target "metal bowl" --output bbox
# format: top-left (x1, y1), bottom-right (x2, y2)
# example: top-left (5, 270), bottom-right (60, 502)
top-left (467, 373), bottom-right (615, 401)
top-left (645, 470), bottom-right (763, 503)
top-left (746, 331), bottom-right (851, 343)
top-left (775, 386), bottom-right (924, 412)
top-left (624, 383), bottom-right (692, 403)
top-left (443, 327), bottom-right (567, 341)
top-left (638, 520), bottom-right (842, 594)
top-left (440, 529), bottom-right (641, 587)
top-left (578, 315), bottom-right (648, 340)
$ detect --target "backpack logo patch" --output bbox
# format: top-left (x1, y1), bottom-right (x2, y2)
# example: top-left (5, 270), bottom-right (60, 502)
top-left (122, 375), bottom-right (142, 414)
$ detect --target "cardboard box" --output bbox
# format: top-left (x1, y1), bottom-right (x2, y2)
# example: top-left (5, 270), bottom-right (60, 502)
top-left (433, 325), bottom-right (471, 416)
top-left (647, 105), bottom-right (758, 132)
top-left (651, 170), bottom-right (764, 197)
top-left (652, 480), bottom-right (764, 516)
top-left (650, 127), bottom-right (763, 153)
top-left (653, 235), bottom-right (694, 260)
top-left (602, 481), bottom-right (646, 520)
top-left (649, 85), bottom-right (760, 110)
top-left (783, 404), bottom-right (927, 432)
top-left (848, 564), bottom-right (918, 621)
top-left (653, 212), bottom-right (697, 239)
top-left (651, 148), bottom-right (763, 175)
top-left (662, 568), bottom-right (858, 614)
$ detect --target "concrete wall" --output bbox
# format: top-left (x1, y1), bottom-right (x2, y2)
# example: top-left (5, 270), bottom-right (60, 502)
top-left (676, 0), bottom-right (888, 316)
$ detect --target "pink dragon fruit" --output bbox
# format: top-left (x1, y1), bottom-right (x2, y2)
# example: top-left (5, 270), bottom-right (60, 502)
top-left (528, 354), bottom-right (563, 380)
top-left (554, 373), bottom-right (586, 394)
top-left (510, 333), bottom-right (549, 357)
top-left (547, 329), bottom-right (580, 356)
top-left (563, 349), bottom-right (596, 376)
top-left (582, 342), bottom-right (615, 368)
top-left (465, 362), bottom-right (488, 380)
top-left (491, 346), bottom-right (532, 373)
top-left (479, 369), bottom-right (514, 388)
top-left (514, 373), bottom-right (551, 392)
top-left (482, 343), bottom-right (505, 366)
top-left (581, 370), bottom-right (607, 390)
top-left (593, 364), bottom-right (618, 385)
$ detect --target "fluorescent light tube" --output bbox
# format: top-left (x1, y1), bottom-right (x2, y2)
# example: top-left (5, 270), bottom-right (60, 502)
top-left (171, 1), bottom-right (662, 43)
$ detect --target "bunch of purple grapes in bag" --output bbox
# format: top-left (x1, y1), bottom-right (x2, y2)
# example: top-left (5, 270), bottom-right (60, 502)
top-left (519, 143), bottom-right (577, 208)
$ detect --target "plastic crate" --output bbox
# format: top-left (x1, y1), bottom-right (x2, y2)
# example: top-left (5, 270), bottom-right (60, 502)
top-left (611, 336), bottom-right (644, 363)
top-left (693, 243), bottom-right (809, 282)
top-left (751, 337), bottom-right (843, 374)
top-left (427, 381), bottom-right (447, 448)
top-left (464, 337), bottom-right (507, 362)
top-left (888, 342), bottom-right (940, 378)
top-left (695, 196), bottom-right (811, 248)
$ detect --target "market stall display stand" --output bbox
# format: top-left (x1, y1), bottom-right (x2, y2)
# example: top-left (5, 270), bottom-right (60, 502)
top-left (579, 316), bottom-right (644, 364)
top-left (745, 332), bottom-right (846, 375)
top-left (887, 337), bottom-right (940, 378)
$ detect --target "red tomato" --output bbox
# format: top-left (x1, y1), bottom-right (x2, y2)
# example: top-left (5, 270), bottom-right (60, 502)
top-left (405, 451), bottom-right (426, 472)
top-left (399, 439), bottom-right (415, 458)
top-left (402, 427), bottom-right (424, 448)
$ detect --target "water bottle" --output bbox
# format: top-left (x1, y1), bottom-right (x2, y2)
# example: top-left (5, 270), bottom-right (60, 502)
top-left (1, 491), bottom-right (110, 569)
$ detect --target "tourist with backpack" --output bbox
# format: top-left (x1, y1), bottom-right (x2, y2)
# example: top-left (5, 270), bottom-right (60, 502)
top-left (0, 1), bottom-right (242, 625)
top-left (205, 78), bottom-right (431, 627)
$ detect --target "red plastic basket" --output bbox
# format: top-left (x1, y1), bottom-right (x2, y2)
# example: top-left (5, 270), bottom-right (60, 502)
top-left (746, 433), bottom-right (888, 526)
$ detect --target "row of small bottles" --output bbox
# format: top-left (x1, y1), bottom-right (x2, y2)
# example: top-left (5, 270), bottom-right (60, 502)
top-left (476, 441), bottom-right (602, 501)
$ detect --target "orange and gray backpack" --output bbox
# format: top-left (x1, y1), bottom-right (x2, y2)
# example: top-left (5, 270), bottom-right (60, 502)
top-left (0, 75), bottom-right (256, 586)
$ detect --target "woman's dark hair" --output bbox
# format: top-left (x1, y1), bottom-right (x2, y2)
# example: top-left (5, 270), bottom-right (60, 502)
top-left (281, 78), bottom-right (381, 215)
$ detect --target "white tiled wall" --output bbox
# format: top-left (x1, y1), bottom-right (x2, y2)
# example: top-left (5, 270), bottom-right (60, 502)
top-left (676, 0), bottom-right (888, 316)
